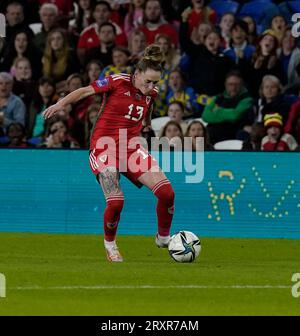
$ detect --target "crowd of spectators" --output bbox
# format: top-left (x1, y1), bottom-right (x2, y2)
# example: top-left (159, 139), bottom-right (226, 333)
top-left (0, 0), bottom-right (300, 151)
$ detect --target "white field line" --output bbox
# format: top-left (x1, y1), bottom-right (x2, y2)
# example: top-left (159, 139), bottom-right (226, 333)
top-left (9, 285), bottom-right (291, 290)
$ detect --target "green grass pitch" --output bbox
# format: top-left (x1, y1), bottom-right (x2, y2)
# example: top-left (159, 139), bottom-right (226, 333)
top-left (0, 233), bottom-right (299, 316)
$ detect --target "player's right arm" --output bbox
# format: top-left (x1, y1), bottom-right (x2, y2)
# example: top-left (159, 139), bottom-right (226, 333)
top-left (43, 77), bottom-right (113, 119)
top-left (43, 85), bottom-right (95, 119)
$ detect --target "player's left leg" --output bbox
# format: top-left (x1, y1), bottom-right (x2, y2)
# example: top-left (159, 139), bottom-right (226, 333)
top-left (138, 169), bottom-right (175, 248)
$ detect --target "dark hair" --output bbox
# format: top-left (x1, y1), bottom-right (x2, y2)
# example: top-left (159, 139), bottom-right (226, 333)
top-left (136, 44), bottom-right (163, 73)
top-left (185, 120), bottom-right (212, 150)
top-left (231, 19), bottom-right (249, 35)
top-left (160, 120), bottom-right (184, 144)
top-left (92, 0), bottom-right (111, 12)
top-left (38, 76), bottom-right (55, 87)
top-left (112, 46), bottom-right (131, 57)
top-left (45, 116), bottom-right (68, 137)
top-left (225, 70), bottom-right (244, 82)
top-left (270, 14), bottom-right (287, 26)
top-left (168, 101), bottom-right (185, 113)
top-left (6, 122), bottom-right (25, 135)
top-left (98, 21), bottom-right (116, 35)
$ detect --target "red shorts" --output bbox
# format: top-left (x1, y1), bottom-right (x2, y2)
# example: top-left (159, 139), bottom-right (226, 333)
top-left (89, 146), bottom-right (159, 188)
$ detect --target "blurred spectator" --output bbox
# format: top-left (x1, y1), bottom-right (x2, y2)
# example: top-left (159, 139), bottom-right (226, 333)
top-left (4, 1), bottom-right (33, 44)
top-left (285, 100), bottom-right (300, 145)
top-left (40, 116), bottom-right (79, 148)
top-left (185, 119), bottom-right (213, 151)
top-left (152, 33), bottom-right (181, 117)
top-left (165, 69), bottom-right (199, 118)
top-left (0, 72), bottom-right (26, 132)
top-left (69, 0), bottom-right (94, 39)
top-left (218, 12), bottom-right (235, 49)
top-left (202, 71), bottom-right (254, 144)
top-left (128, 29), bottom-right (147, 64)
top-left (85, 103), bottom-right (99, 148)
top-left (139, 0), bottom-right (178, 46)
top-left (159, 120), bottom-right (184, 151)
top-left (99, 46), bottom-right (133, 79)
top-left (12, 57), bottom-right (36, 112)
top-left (269, 15), bottom-right (287, 44)
top-left (1, 122), bottom-right (33, 148)
top-left (28, 77), bottom-right (58, 138)
top-left (65, 73), bottom-right (96, 147)
top-left (190, 22), bottom-right (213, 46)
top-left (224, 19), bottom-right (255, 80)
top-left (248, 30), bottom-right (284, 97)
top-left (278, 28), bottom-right (300, 86)
top-left (85, 22), bottom-right (117, 67)
top-left (241, 15), bottom-right (258, 46)
top-left (0, 37), bottom-right (4, 60)
top-left (167, 101), bottom-right (188, 133)
top-left (180, 26), bottom-right (233, 96)
top-left (124, 0), bottom-right (145, 37)
top-left (155, 34), bottom-right (181, 70)
top-left (242, 122), bottom-right (265, 151)
top-left (181, 0), bottom-right (216, 37)
top-left (140, 125), bottom-right (156, 151)
top-left (261, 113), bottom-right (297, 151)
top-left (34, 3), bottom-right (59, 55)
top-left (0, 29), bottom-right (42, 79)
top-left (83, 59), bottom-right (103, 85)
top-left (256, 75), bottom-right (292, 124)
top-left (77, 1), bottom-right (127, 66)
top-left (42, 28), bottom-right (80, 83)
top-left (38, 0), bottom-right (74, 28)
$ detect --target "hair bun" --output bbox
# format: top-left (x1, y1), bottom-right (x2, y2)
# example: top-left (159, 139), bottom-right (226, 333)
top-left (143, 44), bottom-right (163, 64)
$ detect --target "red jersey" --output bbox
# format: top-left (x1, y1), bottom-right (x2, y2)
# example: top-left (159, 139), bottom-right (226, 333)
top-left (77, 23), bottom-right (127, 51)
top-left (188, 9), bottom-right (217, 36)
top-left (90, 73), bottom-right (158, 151)
top-left (139, 23), bottom-right (178, 46)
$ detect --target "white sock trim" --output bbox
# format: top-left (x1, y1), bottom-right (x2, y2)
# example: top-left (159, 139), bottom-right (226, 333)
top-left (104, 239), bottom-right (117, 249)
top-left (157, 234), bottom-right (170, 243)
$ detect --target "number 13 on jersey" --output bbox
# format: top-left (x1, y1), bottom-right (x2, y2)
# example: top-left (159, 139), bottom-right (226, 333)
top-left (125, 104), bottom-right (144, 121)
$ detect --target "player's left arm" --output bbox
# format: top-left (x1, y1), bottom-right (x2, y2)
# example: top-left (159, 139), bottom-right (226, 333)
top-left (142, 103), bottom-right (154, 128)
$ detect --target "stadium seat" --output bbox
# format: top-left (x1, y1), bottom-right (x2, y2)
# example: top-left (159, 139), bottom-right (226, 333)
top-left (239, 0), bottom-right (280, 33)
top-left (29, 23), bottom-right (42, 35)
top-left (210, 1), bottom-right (239, 20)
top-left (151, 116), bottom-right (170, 136)
top-left (214, 140), bottom-right (243, 150)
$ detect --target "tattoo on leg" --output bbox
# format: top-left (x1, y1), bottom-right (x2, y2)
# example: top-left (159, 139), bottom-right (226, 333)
top-left (98, 168), bottom-right (122, 196)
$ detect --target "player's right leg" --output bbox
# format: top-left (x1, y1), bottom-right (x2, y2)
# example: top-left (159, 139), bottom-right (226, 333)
top-left (97, 167), bottom-right (124, 262)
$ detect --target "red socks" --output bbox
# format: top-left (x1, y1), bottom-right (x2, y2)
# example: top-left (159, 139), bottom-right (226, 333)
top-left (104, 197), bottom-right (124, 242)
top-left (152, 179), bottom-right (175, 237)
top-left (103, 180), bottom-right (175, 241)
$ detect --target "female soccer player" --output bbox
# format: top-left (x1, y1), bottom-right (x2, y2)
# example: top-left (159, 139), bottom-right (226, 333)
top-left (43, 45), bottom-right (175, 262)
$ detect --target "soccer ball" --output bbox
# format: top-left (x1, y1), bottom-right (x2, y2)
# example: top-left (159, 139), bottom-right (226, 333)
top-left (168, 231), bottom-right (201, 263)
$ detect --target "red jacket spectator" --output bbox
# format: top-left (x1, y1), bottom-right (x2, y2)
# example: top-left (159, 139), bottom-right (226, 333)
top-left (77, 22), bottom-right (127, 51)
top-left (187, 7), bottom-right (217, 36)
top-left (139, 0), bottom-right (178, 46)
